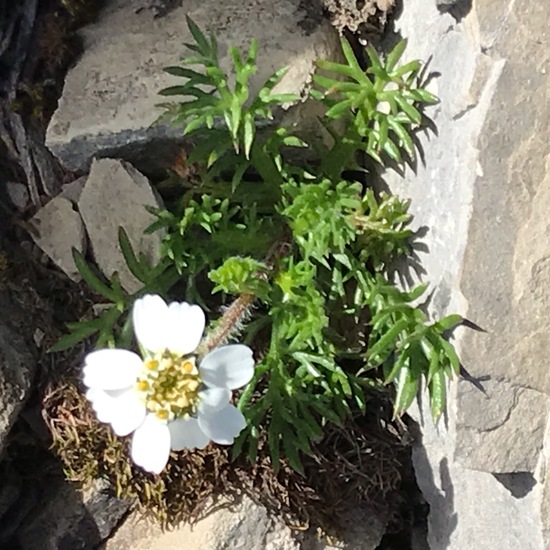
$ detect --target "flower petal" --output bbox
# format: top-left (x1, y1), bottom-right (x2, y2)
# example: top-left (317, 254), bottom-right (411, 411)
top-left (164, 302), bottom-right (205, 356)
top-left (199, 345), bottom-right (254, 390)
top-left (86, 388), bottom-right (146, 436)
top-left (131, 414), bottom-right (171, 474)
top-left (132, 294), bottom-right (171, 354)
top-left (168, 417), bottom-right (210, 451)
top-left (83, 349), bottom-right (142, 390)
top-left (198, 388), bottom-right (231, 414)
top-left (198, 404), bottom-right (246, 445)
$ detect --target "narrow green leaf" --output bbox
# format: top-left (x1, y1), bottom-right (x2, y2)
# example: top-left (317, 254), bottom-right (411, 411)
top-left (49, 324), bottom-right (99, 352)
top-left (385, 39), bottom-right (407, 72)
top-left (392, 60), bottom-right (421, 79)
top-left (368, 317), bottom-right (409, 361)
top-left (384, 347), bottom-right (410, 383)
top-left (429, 369), bottom-right (446, 422)
top-left (435, 314), bottom-right (463, 332)
top-left (163, 66), bottom-right (212, 86)
top-left (383, 138), bottom-right (402, 161)
top-left (243, 113), bottom-right (255, 159)
top-left (394, 365), bottom-right (418, 416)
top-left (73, 249), bottom-right (120, 302)
top-left (268, 417), bottom-right (281, 472)
top-left (118, 227), bottom-right (148, 283)
top-left (395, 95), bottom-right (422, 124)
top-left (283, 435), bottom-right (304, 474)
top-left (186, 16), bottom-right (210, 54)
top-left (440, 339), bottom-right (460, 375)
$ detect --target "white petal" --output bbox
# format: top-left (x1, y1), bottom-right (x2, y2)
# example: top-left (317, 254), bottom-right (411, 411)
top-left (199, 345), bottom-right (254, 390)
top-left (198, 388), bottom-right (231, 414)
top-left (85, 388), bottom-right (146, 436)
top-left (83, 349), bottom-right (142, 390)
top-left (131, 414), bottom-right (171, 474)
top-left (132, 294), bottom-right (172, 354)
top-left (164, 302), bottom-right (205, 356)
top-left (109, 391), bottom-right (147, 436)
top-left (86, 388), bottom-right (114, 423)
top-left (198, 404), bottom-right (246, 445)
top-left (168, 417), bottom-right (210, 451)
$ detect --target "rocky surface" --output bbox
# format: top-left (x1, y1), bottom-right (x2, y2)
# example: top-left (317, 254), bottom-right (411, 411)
top-left (30, 0), bottom-right (550, 547)
top-left (45, 0), bottom-right (340, 174)
top-left (0, 291), bottom-right (37, 455)
top-left (78, 158), bottom-right (164, 293)
top-left (104, 495), bottom-right (386, 550)
top-left (31, 196), bottom-right (87, 281)
top-left (385, 0), bottom-right (550, 548)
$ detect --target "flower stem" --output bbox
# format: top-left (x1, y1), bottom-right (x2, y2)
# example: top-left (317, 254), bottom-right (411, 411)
top-left (198, 293), bottom-right (255, 354)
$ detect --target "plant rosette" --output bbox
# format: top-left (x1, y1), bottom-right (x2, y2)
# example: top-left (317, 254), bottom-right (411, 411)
top-left (82, 294), bottom-right (255, 474)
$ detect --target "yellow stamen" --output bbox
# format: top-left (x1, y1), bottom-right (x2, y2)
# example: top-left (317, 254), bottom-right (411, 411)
top-left (182, 360), bottom-right (194, 373)
top-left (136, 353), bottom-right (201, 422)
top-left (145, 359), bottom-right (158, 371)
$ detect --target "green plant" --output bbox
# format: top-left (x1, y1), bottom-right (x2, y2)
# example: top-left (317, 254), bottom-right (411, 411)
top-left (56, 19), bottom-right (460, 475)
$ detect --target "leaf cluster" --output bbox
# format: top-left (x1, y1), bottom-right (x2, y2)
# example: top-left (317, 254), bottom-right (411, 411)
top-left (58, 19), bottom-right (462, 472)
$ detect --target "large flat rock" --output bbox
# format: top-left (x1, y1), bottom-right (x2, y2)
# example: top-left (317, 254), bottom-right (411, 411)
top-left (45, 0), bottom-right (340, 174)
top-left (385, 0), bottom-right (550, 547)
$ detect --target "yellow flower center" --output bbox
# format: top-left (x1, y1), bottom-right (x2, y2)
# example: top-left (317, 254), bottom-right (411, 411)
top-left (135, 352), bottom-right (201, 422)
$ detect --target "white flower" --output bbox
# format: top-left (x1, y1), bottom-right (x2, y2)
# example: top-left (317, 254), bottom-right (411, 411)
top-left (82, 294), bottom-right (254, 475)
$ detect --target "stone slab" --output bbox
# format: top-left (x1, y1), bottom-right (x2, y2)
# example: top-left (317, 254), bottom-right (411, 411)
top-left (78, 158), bottom-right (164, 294)
top-left (45, 0), bottom-right (340, 174)
top-left (31, 196), bottom-right (87, 282)
top-left (385, 0), bottom-right (550, 547)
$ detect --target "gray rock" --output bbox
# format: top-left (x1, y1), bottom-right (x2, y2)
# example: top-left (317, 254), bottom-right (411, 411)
top-left (45, 0), bottom-right (340, 174)
top-left (6, 182), bottom-right (29, 211)
top-left (31, 196), bottom-right (87, 282)
top-left (15, 477), bottom-right (129, 550)
top-left (105, 495), bottom-right (386, 550)
top-left (0, 291), bottom-right (36, 454)
top-left (78, 158), bottom-right (164, 294)
top-left (384, 0), bottom-right (550, 547)
top-left (60, 176), bottom-right (87, 204)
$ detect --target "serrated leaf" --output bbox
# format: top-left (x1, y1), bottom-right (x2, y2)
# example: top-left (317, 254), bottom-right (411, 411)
top-left (73, 249), bottom-right (120, 303)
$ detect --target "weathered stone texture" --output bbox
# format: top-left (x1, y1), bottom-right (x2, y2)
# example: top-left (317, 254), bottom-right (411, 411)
top-left (45, 0), bottom-right (340, 173)
top-left (78, 158), bottom-right (164, 294)
top-left (457, 0), bottom-right (550, 472)
top-left (105, 496), bottom-right (386, 550)
top-left (0, 292), bottom-right (36, 454)
top-left (31, 196), bottom-right (87, 281)
top-left (386, 0), bottom-right (550, 547)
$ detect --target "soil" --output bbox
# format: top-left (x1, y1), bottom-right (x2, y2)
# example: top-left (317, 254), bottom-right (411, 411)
top-left (0, 0), bottom-right (429, 548)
